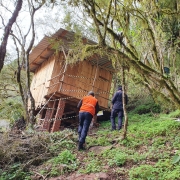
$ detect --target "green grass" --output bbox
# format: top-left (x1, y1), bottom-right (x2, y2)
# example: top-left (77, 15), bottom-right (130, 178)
top-left (84, 112), bottom-right (180, 179)
top-left (0, 111), bottom-right (180, 179)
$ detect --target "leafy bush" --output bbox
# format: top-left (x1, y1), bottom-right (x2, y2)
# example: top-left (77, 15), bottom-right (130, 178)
top-left (53, 150), bottom-right (76, 165)
top-left (108, 152), bottom-right (127, 167)
top-left (129, 164), bottom-right (158, 179)
top-left (0, 99), bottom-right (24, 122)
top-left (155, 159), bottom-right (180, 180)
top-left (167, 109), bottom-right (180, 118)
top-left (173, 136), bottom-right (180, 149)
top-left (78, 159), bottom-right (101, 174)
top-left (132, 102), bottom-right (161, 114)
top-left (101, 149), bottom-right (127, 167)
top-left (172, 154), bottom-right (180, 165)
top-left (0, 163), bottom-right (31, 180)
top-left (49, 140), bottom-right (76, 154)
top-left (47, 150), bottom-right (78, 176)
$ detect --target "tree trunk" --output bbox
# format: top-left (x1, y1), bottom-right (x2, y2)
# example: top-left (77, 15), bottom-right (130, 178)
top-left (0, 0), bottom-right (23, 72)
top-left (122, 66), bottom-right (128, 139)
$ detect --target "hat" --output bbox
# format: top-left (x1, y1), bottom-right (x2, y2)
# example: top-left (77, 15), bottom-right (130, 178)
top-left (88, 91), bottom-right (95, 96)
top-left (118, 86), bottom-right (122, 90)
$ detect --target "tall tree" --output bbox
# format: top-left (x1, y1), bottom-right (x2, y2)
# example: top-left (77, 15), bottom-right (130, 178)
top-left (11, 0), bottom-right (45, 126)
top-left (0, 0), bottom-right (46, 126)
top-left (64, 0), bottom-right (180, 109)
top-left (0, 0), bottom-right (23, 72)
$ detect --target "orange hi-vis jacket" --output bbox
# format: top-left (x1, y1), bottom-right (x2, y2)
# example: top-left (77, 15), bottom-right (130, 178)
top-left (79, 95), bottom-right (98, 116)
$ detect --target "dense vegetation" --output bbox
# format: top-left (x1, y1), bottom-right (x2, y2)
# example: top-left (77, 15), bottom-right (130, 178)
top-left (0, 100), bottom-right (180, 180)
top-left (0, 61), bottom-right (25, 123)
top-left (1, 0), bottom-right (180, 125)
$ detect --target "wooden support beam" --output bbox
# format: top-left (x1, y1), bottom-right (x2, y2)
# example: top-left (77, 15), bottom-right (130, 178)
top-left (63, 111), bottom-right (75, 116)
top-left (51, 100), bottom-right (66, 132)
top-left (39, 56), bottom-right (48, 60)
top-left (42, 109), bottom-right (52, 131)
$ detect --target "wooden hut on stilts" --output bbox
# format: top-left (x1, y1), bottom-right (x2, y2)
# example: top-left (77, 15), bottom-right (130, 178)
top-left (29, 28), bottom-right (114, 132)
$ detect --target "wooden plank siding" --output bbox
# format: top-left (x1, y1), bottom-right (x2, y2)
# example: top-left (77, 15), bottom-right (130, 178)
top-left (30, 50), bottom-right (113, 110)
top-left (29, 28), bottom-right (115, 132)
top-left (30, 29), bottom-right (114, 114)
top-left (30, 55), bottom-right (112, 110)
top-left (30, 56), bottom-right (55, 108)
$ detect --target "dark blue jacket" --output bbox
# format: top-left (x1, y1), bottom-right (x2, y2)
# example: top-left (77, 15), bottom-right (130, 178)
top-left (111, 90), bottom-right (128, 110)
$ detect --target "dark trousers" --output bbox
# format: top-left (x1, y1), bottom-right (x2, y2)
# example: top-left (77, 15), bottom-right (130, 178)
top-left (78, 112), bottom-right (93, 144)
top-left (110, 108), bottom-right (124, 130)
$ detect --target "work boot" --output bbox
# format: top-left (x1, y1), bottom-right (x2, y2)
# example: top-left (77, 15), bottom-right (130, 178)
top-left (78, 142), bottom-right (85, 151)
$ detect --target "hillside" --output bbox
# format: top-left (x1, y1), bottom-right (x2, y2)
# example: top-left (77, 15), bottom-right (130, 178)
top-left (0, 111), bottom-right (180, 180)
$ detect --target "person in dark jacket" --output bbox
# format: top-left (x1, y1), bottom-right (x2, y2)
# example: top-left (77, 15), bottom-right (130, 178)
top-left (110, 86), bottom-right (128, 131)
top-left (77, 91), bottom-right (99, 150)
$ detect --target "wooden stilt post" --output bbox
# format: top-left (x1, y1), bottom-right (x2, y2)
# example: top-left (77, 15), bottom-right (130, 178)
top-left (51, 99), bottom-right (66, 132)
top-left (42, 100), bottom-right (56, 132)
top-left (42, 109), bottom-right (52, 131)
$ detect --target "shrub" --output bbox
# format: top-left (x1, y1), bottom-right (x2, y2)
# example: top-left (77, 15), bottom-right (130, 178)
top-left (168, 109), bottom-right (180, 118)
top-left (79, 159), bottom-right (101, 173)
top-left (129, 164), bottom-right (158, 179)
top-left (0, 163), bottom-right (31, 180)
top-left (47, 150), bottom-right (78, 176)
top-left (132, 103), bottom-right (161, 114)
top-left (0, 99), bottom-right (24, 122)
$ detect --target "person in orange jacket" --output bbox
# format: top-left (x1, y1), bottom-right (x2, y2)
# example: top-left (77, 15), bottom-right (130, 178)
top-left (77, 91), bottom-right (99, 150)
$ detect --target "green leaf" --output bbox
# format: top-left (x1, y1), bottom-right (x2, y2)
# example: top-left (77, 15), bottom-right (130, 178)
top-left (172, 154), bottom-right (180, 164)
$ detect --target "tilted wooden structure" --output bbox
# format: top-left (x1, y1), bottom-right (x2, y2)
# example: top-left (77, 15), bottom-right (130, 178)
top-left (29, 28), bottom-right (114, 132)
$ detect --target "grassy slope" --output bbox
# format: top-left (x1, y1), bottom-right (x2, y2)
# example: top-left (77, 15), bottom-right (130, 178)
top-left (0, 111), bottom-right (180, 180)
top-left (81, 112), bottom-right (180, 180)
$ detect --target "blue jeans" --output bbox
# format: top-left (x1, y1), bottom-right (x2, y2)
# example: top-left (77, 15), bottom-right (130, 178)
top-left (110, 109), bottom-right (124, 130)
top-left (78, 112), bottom-right (93, 144)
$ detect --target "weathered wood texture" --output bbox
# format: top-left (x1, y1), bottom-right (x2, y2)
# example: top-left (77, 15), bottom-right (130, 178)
top-left (29, 29), bottom-right (114, 131)
top-left (53, 53), bottom-right (111, 108)
top-left (30, 51), bottom-right (112, 110)
top-left (30, 55), bottom-right (55, 108)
